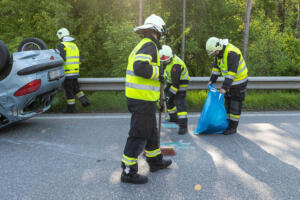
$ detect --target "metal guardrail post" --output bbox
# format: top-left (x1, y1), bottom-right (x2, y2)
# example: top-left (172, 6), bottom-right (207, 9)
top-left (78, 77), bottom-right (300, 91)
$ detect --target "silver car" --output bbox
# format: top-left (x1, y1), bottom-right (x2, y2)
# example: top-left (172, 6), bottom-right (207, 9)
top-left (0, 38), bottom-right (65, 129)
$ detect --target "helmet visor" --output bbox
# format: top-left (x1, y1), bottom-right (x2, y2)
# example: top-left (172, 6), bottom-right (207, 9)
top-left (207, 49), bottom-right (216, 56)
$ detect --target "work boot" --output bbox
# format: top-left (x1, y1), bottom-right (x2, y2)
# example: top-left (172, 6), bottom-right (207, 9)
top-left (223, 120), bottom-right (238, 135)
top-left (120, 163), bottom-right (148, 184)
top-left (79, 96), bottom-right (91, 107)
top-left (178, 126), bottom-right (188, 135)
top-left (120, 171), bottom-right (148, 184)
top-left (147, 154), bottom-right (172, 172)
top-left (62, 104), bottom-right (76, 113)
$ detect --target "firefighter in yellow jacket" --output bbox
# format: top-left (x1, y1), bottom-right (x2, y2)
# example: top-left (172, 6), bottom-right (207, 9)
top-left (121, 15), bottom-right (172, 184)
top-left (159, 45), bottom-right (190, 134)
top-left (206, 37), bottom-right (248, 135)
top-left (57, 28), bottom-right (90, 113)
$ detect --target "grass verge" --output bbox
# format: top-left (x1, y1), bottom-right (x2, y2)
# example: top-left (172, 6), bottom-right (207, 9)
top-left (49, 90), bottom-right (300, 113)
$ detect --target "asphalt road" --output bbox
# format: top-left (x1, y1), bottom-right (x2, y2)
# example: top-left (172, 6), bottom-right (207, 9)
top-left (0, 112), bottom-right (300, 200)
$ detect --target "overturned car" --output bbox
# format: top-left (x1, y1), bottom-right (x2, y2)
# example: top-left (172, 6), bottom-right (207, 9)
top-left (0, 38), bottom-right (65, 129)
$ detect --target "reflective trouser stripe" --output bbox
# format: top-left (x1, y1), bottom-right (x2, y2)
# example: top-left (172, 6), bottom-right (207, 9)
top-left (76, 91), bottom-right (85, 98)
top-left (145, 148), bottom-right (161, 158)
top-left (121, 154), bottom-right (137, 165)
top-left (170, 86), bottom-right (178, 94)
top-left (168, 106), bottom-right (177, 114)
top-left (178, 112), bottom-right (187, 119)
top-left (179, 84), bottom-right (188, 91)
top-left (229, 113), bottom-right (240, 121)
top-left (67, 99), bottom-right (75, 105)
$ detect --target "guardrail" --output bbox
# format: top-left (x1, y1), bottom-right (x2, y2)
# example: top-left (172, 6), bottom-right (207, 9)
top-left (78, 77), bottom-right (300, 91)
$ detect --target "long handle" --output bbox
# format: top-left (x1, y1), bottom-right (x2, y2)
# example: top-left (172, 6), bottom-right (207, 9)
top-left (158, 82), bottom-right (163, 136)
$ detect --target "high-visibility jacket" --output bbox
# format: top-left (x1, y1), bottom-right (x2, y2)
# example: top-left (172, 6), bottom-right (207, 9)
top-left (165, 55), bottom-right (190, 94)
top-left (125, 38), bottom-right (161, 102)
top-left (212, 43), bottom-right (248, 85)
top-left (61, 41), bottom-right (80, 77)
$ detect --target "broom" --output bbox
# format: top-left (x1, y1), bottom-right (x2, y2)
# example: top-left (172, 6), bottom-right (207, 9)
top-left (142, 79), bottom-right (176, 156)
top-left (158, 82), bottom-right (176, 156)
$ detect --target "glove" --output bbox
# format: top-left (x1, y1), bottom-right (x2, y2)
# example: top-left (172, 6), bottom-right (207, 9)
top-left (164, 91), bottom-right (175, 105)
top-left (156, 99), bottom-right (164, 112)
top-left (159, 67), bottom-right (165, 83)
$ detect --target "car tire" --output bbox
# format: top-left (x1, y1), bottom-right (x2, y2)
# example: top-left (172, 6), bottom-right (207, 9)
top-left (18, 37), bottom-right (48, 52)
top-left (0, 40), bottom-right (10, 73)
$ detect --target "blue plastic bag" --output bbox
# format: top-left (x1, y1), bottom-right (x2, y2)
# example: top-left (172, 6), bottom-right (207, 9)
top-left (194, 84), bottom-right (228, 134)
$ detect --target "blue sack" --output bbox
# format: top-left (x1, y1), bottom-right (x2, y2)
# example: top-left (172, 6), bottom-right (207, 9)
top-left (194, 84), bottom-right (228, 134)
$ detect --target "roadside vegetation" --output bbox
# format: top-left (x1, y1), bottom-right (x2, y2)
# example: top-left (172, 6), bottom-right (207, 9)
top-left (49, 90), bottom-right (300, 113)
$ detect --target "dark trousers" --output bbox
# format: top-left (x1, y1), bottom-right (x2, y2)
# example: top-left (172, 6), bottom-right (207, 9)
top-left (123, 99), bottom-right (160, 160)
top-left (165, 88), bottom-right (188, 128)
top-left (62, 78), bottom-right (82, 103)
top-left (225, 81), bottom-right (248, 128)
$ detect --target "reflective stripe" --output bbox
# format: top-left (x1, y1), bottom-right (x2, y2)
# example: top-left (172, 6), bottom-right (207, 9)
top-left (135, 55), bottom-right (152, 62)
top-left (225, 75), bottom-right (235, 80)
top-left (212, 71), bottom-right (221, 75)
top-left (179, 84), bottom-right (188, 91)
top-left (181, 73), bottom-right (190, 80)
top-left (151, 65), bottom-right (159, 80)
top-left (64, 62), bottom-right (80, 65)
top-left (170, 86), bottom-right (178, 94)
top-left (65, 73), bottom-right (79, 77)
top-left (179, 87), bottom-right (187, 91)
top-left (221, 69), bottom-right (228, 73)
top-left (168, 106), bottom-right (177, 114)
top-left (66, 56), bottom-right (80, 59)
top-left (232, 77), bottom-right (248, 85)
top-left (67, 99), bottom-right (75, 105)
top-left (178, 112), bottom-right (187, 119)
top-left (126, 82), bottom-right (160, 92)
top-left (237, 64), bottom-right (247, 75)
top-left (126, 70), bottom-right (135, 76)
top-left (122, 154), bottom-right (137, 165)
top-left (145, 148), bottom-right (161, 158)
top-left (229, 113), bottom-right (240, 121)
top-left (239, 58), bottom-right (244, 66)
top-left (76, 91), bottom-right (85, 98)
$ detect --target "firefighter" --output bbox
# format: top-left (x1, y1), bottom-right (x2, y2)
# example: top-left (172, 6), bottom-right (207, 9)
top-left (121, 14), bottom-right (172, 184)
top-left (159, 45), bottom-right (190, 135)
top-left (57, 28), bottom-right (90, 113)
top-left (206, 37), bottom-right (248, 135)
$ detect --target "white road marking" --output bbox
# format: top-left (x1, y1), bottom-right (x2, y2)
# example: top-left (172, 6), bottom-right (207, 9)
top-left (33, 112), bottom-right (300, 120)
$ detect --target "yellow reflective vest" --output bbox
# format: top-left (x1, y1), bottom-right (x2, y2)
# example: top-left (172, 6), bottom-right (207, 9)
top-left (213, 43), bottom-right (248, 85)
top-left (61, 41), bottom-right (80, 77)
top-left (125, 38), bottom-right (161, 102)
top-left (165, 55), bottom-right (190, 92)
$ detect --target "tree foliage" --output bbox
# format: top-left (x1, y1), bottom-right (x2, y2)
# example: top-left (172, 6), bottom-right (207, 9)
top-left (0, 0), bottom-right (299, 77)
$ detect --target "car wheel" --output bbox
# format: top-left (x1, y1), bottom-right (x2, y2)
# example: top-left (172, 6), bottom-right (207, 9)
top-left (0, 40), bottom-right (10, 73)
top-left (18, 37), bottom-right (48, 52)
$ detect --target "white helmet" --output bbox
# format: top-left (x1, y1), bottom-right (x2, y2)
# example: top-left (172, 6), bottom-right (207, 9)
top-left (159, 45), bottom-right (173, 62)
top-left (57, 28), bottom-right (70, 40)
top-left (134, 14), bottom-right (168, 34)
top-left (205, 37), bottom-right (229, 56)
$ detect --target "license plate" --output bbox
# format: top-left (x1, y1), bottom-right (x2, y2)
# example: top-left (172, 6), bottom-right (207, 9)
top-left (48, 69), bottom-right (61, 80)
